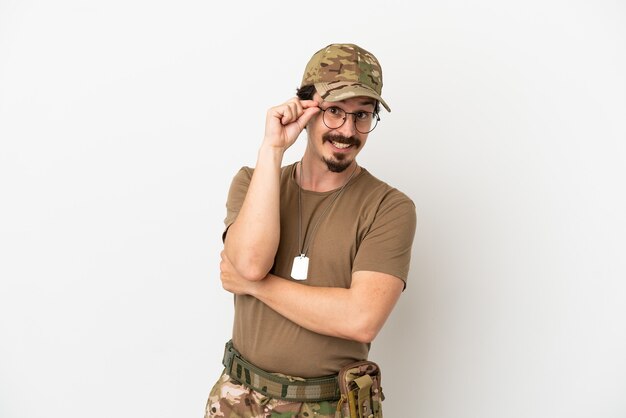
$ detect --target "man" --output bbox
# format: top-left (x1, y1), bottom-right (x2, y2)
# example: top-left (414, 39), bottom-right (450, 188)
top-left (205, 43), bottom-right (416, 418)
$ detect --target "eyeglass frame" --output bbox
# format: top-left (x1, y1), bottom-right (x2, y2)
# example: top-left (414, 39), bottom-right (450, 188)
top-left (316, 105), bottom-right (381, 134)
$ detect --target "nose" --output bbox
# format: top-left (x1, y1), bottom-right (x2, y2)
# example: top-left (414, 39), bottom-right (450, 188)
top-left (335, 114), bottom-right (357, 137)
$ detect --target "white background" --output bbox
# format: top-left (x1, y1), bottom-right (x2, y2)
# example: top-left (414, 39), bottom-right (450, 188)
top-left (1, 1), bottom-right (625, 417)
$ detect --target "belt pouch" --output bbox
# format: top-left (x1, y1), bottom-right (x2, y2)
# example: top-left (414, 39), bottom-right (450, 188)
top-left (335, 360), bottom-right (384, 418)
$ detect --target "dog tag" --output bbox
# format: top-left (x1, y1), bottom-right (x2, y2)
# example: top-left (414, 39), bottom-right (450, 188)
top-left (291, 254), bottom-right (309, 281)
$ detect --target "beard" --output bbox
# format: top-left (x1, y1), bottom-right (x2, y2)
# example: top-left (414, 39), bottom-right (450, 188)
top-left (322, 133), bottom-right (362, 173)
top-left (323, 157), bottom-right (351, 173)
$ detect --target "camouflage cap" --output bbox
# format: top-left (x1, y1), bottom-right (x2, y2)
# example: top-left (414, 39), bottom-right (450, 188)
top-left (301, 43), bottom-right (391, 112)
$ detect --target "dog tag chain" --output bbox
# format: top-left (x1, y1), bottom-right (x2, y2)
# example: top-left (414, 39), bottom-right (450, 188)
top-left (291, 161), bottom-right (358, 281)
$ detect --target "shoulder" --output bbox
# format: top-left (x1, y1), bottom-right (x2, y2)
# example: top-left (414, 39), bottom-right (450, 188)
top-left (354, 168), bottom-right (415, 212)
top-left (233, 166), bottom-right (253, 180)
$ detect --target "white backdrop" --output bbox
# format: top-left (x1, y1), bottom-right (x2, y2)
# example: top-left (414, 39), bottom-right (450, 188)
top-left (1, 1), bottom-right (625, 417)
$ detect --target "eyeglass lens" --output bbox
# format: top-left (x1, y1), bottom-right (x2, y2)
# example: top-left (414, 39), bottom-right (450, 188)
top-left (321, 107), bottom-right (379, 134)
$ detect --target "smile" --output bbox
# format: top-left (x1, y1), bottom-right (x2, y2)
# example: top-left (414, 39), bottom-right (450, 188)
top-left (331, 141), bottom-right (352, 150)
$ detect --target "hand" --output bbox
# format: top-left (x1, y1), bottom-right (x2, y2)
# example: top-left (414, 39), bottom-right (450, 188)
top-left (263, 98), bottom-right (320, 151)
top-left (219, 250), bottom-right (262, 295)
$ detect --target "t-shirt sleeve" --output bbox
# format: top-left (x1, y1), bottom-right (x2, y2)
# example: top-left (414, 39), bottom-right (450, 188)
top-left (222, 167), bottom-right (253, 241)
top-left (352, 191), bottom-right (417, 288)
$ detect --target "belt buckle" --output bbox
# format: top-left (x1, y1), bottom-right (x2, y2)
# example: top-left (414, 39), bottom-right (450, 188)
top-left (222, 340), bottom-right (236, 371)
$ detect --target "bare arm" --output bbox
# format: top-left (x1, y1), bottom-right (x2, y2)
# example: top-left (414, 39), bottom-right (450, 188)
top-left (220, 251), bottom-right (403, 343)
top-left (223, 98), bottom-right (319, 281)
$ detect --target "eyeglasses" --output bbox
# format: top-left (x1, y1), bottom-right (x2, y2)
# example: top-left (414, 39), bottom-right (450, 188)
top-left (317, 106), bottom-right (380, 134)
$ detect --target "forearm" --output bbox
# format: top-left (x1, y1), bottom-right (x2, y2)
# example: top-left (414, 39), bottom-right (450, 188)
top-left (224, 145), bottom-right (284, 280)
top-left (223, 98), bottom-right (319, 280)
top-left (251, 274), bottom-right (360, 340)
top-left (220, 247), bottom-right (403, 343)
top-left (248, 274), bottom-right (383, 343)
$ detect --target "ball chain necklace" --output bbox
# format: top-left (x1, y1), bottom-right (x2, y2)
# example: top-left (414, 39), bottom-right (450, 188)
top-left (291, 160), bottom-right (359, 281)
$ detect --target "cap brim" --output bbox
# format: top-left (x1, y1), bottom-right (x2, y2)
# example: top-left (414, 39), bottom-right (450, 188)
top-left (314, 81), bottom-right (391, 112)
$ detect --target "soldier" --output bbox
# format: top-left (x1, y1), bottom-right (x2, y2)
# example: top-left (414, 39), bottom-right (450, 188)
top-left (206, 43), bottom-right (416, 418)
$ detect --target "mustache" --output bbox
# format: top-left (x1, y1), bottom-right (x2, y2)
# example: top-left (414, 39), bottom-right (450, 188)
top-left (322, 133), bottom-right (362, 148)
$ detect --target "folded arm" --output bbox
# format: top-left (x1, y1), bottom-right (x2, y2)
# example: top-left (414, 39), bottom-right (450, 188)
top-left (220, 251), bottom-right (403, 343)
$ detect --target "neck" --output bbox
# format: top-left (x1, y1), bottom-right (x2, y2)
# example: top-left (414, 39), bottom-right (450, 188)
top-left (297, 154), bottom-right (360, 192)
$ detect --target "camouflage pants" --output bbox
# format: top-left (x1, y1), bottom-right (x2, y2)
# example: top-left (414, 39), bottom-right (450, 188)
top-left (205, 372), bottom-right (338, 418)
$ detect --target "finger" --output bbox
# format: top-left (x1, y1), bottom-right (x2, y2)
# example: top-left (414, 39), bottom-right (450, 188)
top-left (279, 98), bottom-right (304, 119)
top-left (267, 104), bottom-right (290, 124)
top-left (296, 106), bottom-right (321, 129)
top-left (284, 101), bottom-right (305, 125)
top-left (299, 99), bottom-right (320, 109)
top-left (280, 105), bottom-right (295, 125)
top-left (291, 99), bottom-right (304, 116)
top-left (286, 103), bottom-right (299, 122)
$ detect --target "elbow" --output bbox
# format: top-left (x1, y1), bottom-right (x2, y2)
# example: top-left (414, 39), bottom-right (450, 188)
top-left (354, 329), bottom-right (378, 344)
top-left (223, 248), bottom-right (272, 281)
top-left (236, 259), bottom-right (271, 282)
top-left (240, 268), bottom-right (268, 282)
top-left (346, 319), bottom-right (380, 344)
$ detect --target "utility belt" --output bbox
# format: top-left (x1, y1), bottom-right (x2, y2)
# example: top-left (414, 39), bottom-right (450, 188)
top-left (222, 340), bottom-right (385, 417)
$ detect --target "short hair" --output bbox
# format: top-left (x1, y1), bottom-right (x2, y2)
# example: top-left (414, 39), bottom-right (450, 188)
top-left (296, 85), bottom-right (380, 114)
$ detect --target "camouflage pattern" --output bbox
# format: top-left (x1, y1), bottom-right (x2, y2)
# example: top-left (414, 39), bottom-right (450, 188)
top-left (205, 372), bottom-right (338, 418)
top-left (336, 361), bottom-right (384, 418)
top-left (228, 356), bottom-right (339, 402)
top-left (301, 44), bottom-right (391, 112)
top-left (222, 340), bottom-right (340, 402)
